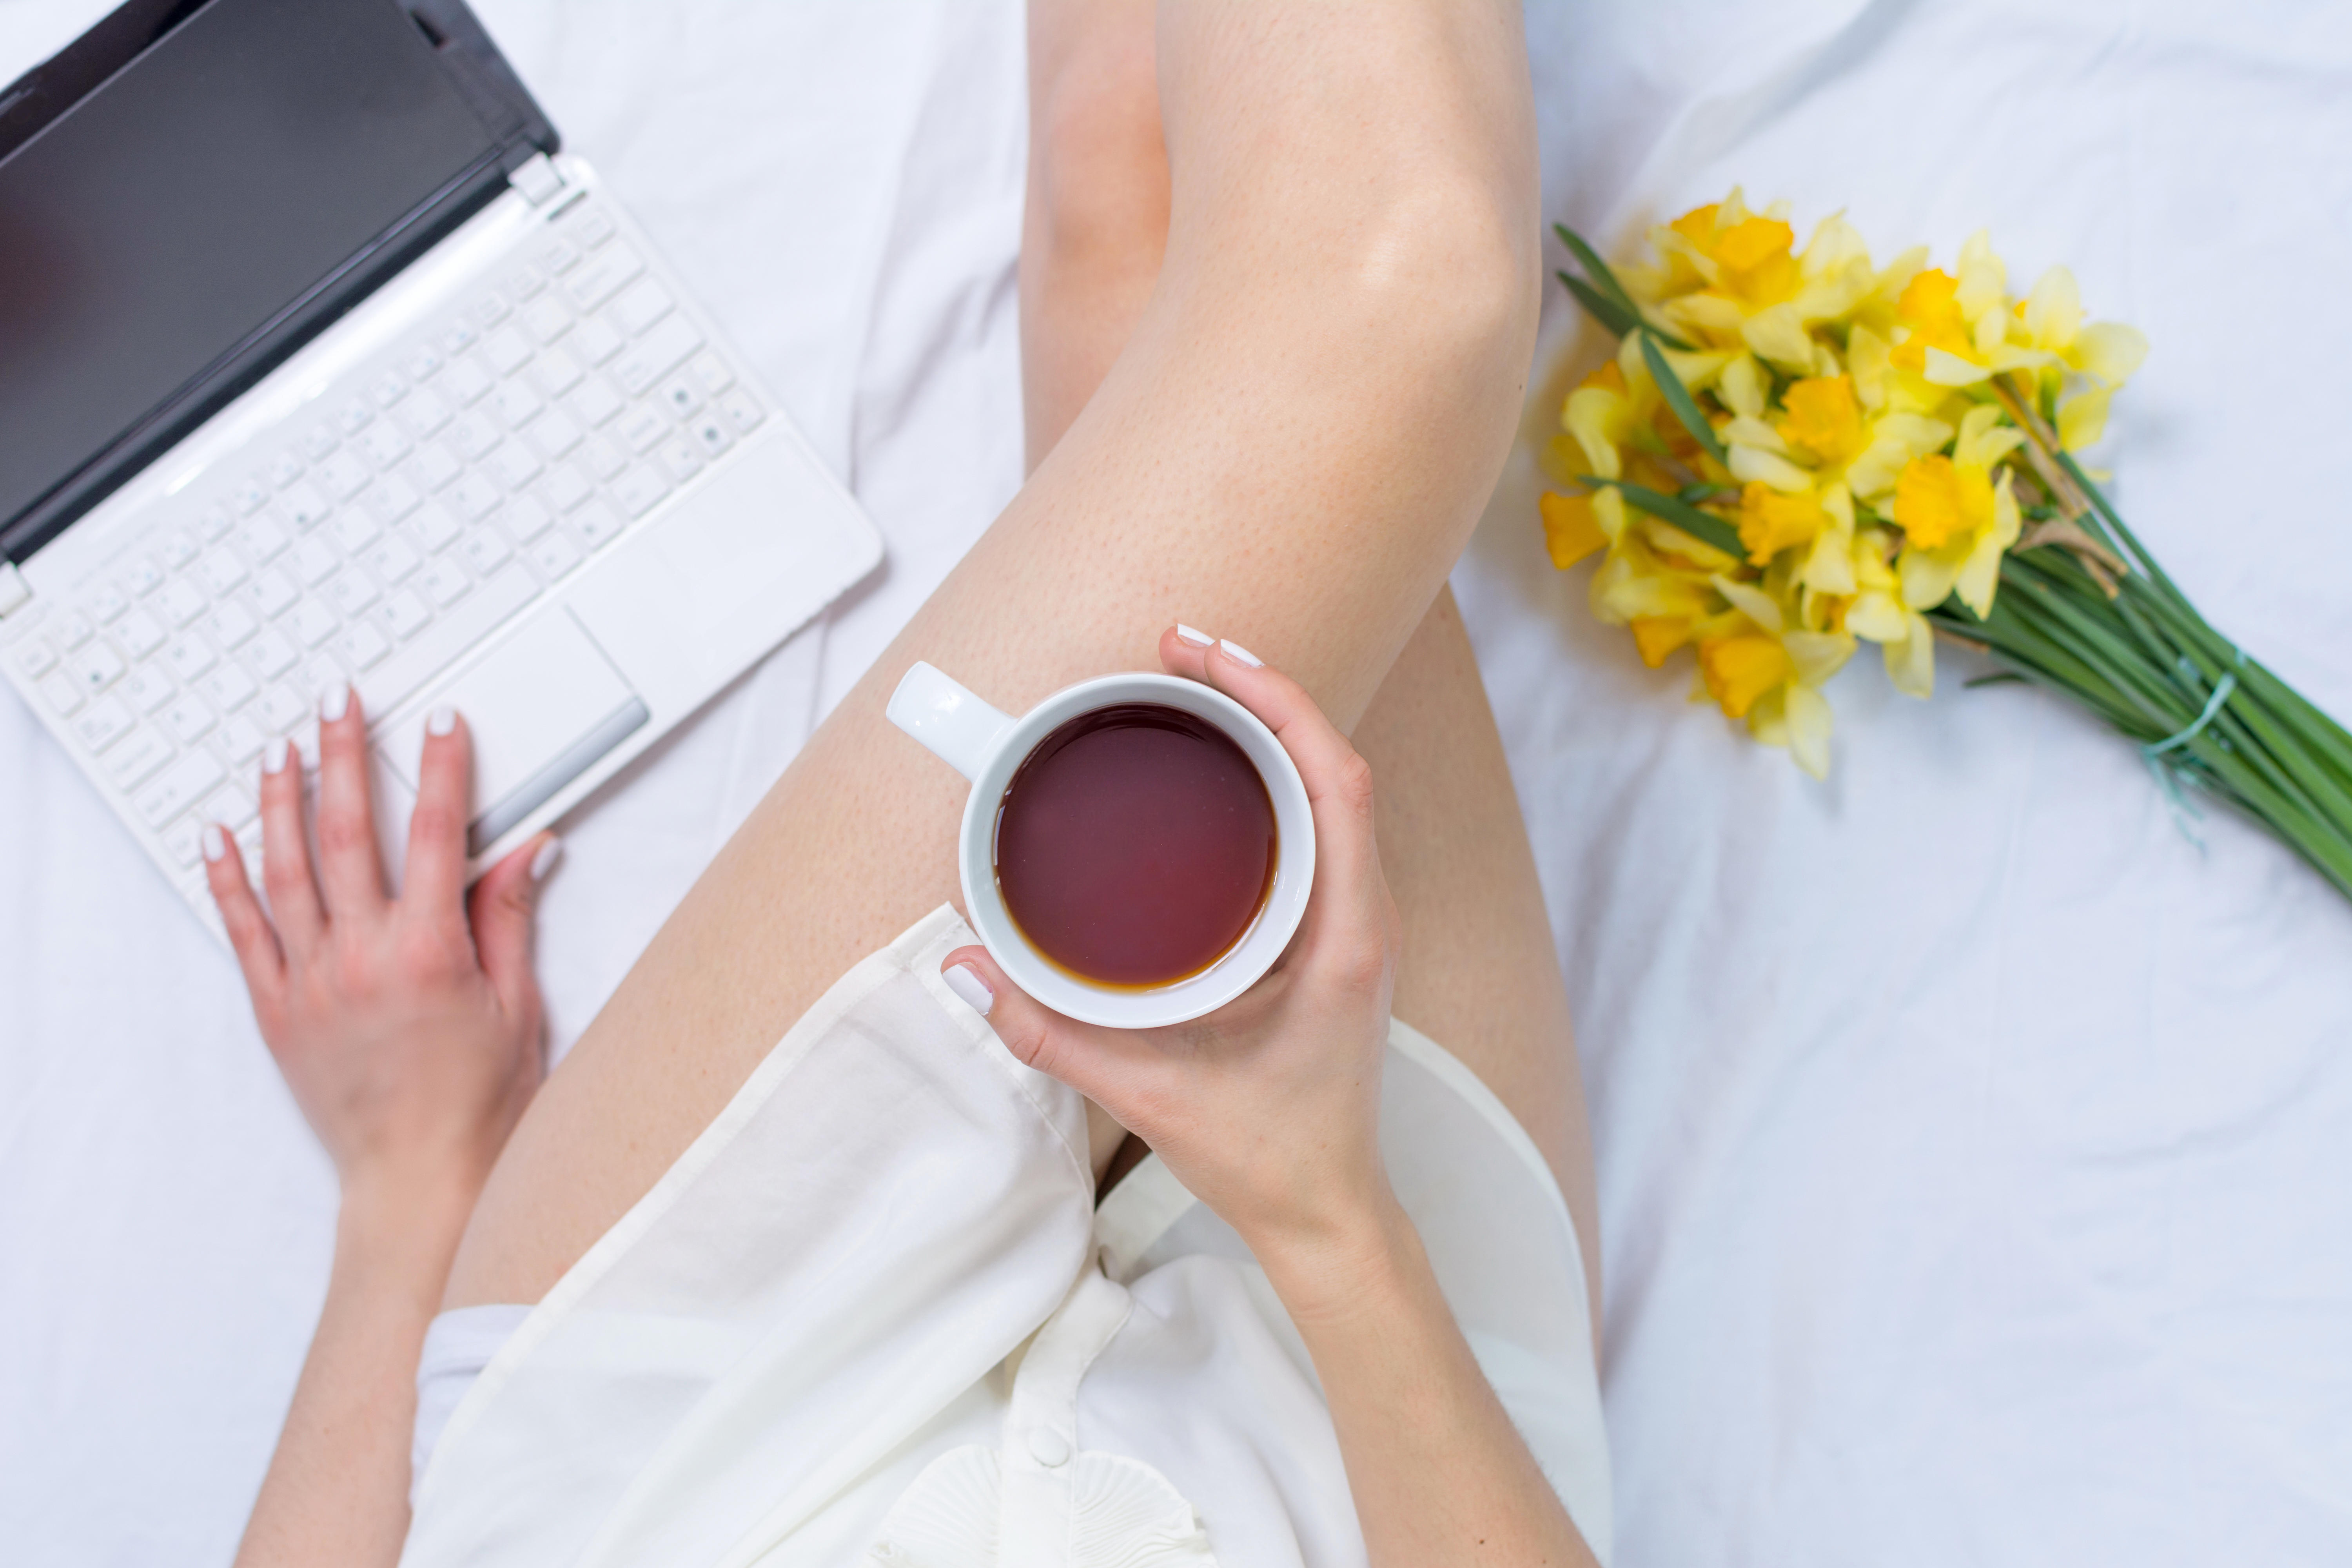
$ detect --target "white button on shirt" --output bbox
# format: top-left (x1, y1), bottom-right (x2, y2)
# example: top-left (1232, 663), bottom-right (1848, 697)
top-left (403, 908), bottom-right (1610, 1567)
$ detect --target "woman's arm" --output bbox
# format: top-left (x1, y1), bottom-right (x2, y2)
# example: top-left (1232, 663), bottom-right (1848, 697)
top-left (203, 693), bottom-right (553, 1567)
top-left (950, 637), bottom-right (1595, 1566)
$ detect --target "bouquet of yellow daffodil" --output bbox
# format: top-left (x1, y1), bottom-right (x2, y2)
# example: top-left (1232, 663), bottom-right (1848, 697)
top-left (1541, 191), bottom-right (2352, 902)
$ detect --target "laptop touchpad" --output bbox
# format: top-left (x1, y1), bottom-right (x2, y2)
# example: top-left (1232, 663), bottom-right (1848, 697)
top-left (380, 609), bottom-right (648, 857)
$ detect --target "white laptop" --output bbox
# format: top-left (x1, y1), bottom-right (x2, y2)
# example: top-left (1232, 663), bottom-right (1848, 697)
top-left (0, 0), bottom-right (882, 934)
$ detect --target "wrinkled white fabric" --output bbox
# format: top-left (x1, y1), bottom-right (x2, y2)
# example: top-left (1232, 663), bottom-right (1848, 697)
top-left (400, 907), bottom-right (1610, 1568)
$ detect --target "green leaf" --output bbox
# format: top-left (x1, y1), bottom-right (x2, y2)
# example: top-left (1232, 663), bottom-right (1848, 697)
top-left (1577, 474), bottom-right (1746, 561)
top-left (1639, 331), bottom-right (1728, 469)
top-left (1553, 221), bottom-right (1696, 350)
top-left (1557, 272), bottom-right (1640, 340)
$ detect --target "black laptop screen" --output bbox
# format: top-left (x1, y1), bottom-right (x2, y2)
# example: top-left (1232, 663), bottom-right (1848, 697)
top-left (0, 0), bottom-right (508, 543)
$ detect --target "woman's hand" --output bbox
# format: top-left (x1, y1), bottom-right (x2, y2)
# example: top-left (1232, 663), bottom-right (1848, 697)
top-left (942, 629), bottom-right (1405, 1275)
top-left (202, 684), bottom-right (556, 1218)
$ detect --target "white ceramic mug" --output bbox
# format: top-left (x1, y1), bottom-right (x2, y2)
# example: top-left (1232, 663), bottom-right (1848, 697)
top-left (887, 661), bottom-right (1316, 1028)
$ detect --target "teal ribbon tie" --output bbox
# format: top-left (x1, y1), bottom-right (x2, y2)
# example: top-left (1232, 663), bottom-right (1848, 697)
top-left (2140, 649), bottom-right (2247, 846)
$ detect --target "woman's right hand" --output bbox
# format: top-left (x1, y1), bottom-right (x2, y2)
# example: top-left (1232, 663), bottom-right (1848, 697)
top-left (941, 629), bottom-right (1405, 1270)
top-left (203, 686), bottom-right (556, 1221)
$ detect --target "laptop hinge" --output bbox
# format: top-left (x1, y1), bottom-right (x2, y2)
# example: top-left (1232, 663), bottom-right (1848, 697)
top-left (0, 562), bottom-right (28, 618)
top-left (510, 151), bottom-right (564, 206)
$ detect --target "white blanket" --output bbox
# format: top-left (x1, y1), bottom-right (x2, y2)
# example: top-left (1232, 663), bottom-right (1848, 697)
top-left (3, 1), bottom-right (2347, 1562)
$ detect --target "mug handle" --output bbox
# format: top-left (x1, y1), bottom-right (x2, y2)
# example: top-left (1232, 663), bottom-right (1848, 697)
top-left (886, 662), bottom-right (1014, 782)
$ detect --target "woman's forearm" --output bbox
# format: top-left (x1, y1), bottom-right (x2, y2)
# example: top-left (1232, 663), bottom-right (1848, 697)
top-left (1263, 1203), bottom-right (1599, 1568)
top-left (235, 1174), bottom-right (474, 1568)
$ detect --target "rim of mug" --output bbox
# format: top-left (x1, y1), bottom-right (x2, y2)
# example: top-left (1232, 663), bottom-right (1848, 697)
top-left (955, 671), bottom-right (1317, 1029)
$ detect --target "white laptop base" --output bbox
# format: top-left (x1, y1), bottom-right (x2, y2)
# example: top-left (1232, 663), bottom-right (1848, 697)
top-left (0, 153), bottom-right (881, 937)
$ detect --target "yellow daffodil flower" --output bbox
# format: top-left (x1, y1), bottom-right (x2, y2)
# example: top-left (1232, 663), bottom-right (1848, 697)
top-left (1891, 404), bottom-right (2024, 616)
top-left (1697, 574), bottom-right (1853, 778)
top-left (1543, 193), bottom-right (2147, 778)
top-left (1843, 526), bottom-right (1936, 697)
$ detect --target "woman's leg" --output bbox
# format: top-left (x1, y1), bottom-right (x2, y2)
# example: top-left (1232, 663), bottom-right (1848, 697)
top-left (1012, 0), bottom-right (1599, 1314)
top-left (446, 0), bottom-right (1541, 1309)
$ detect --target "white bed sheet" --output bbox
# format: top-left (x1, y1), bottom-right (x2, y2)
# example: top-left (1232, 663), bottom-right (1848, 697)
top-left (2, 1), bottom-right (2347, 1564)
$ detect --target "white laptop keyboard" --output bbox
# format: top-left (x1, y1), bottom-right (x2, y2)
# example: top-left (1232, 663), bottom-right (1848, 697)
top-left (5, 193), bottom-right (763, 877)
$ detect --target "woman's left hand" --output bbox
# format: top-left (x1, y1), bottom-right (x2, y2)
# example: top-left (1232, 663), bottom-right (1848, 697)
top-left (203, 686), bottom-right (555, 1218)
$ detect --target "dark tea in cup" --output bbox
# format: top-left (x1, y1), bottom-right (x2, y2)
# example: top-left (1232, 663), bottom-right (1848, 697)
top-left (993, 702), bottom-right (1278, 987)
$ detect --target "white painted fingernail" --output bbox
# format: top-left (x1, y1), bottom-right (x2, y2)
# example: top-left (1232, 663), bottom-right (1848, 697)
top-left (319, 681), bottom-right (350, 723)
top-left (944, 963), bottom-right (994, 1016)
top-left (1176, 623), bottom-right (1214, 647)
top-left (427, 704), bottom-right (457, 737)
top-left (1218, 639), bottom-right (1263, 668)
top-left (529, 836), bottom-right (564, 882)
top-left (201, 823), bottom-right (227, 863)
top-left (263, 735), bottom-right (290, 775)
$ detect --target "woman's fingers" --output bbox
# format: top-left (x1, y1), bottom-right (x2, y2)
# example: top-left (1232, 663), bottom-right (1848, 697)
top-left (403, 706), bottom-right (473, 917)
top-left (1172, 628), bottom-right (1394, 984)
top-left (311, 682), bottom-right (387, 920)
top-left (942, 945), bottom-right (1166, 1122)
top-left (470, 833), bottom-right (557, 1020)
top-left (201, 822), bottom-right (285, 1009)
top-left (256, 733), bottom-right (323, 953)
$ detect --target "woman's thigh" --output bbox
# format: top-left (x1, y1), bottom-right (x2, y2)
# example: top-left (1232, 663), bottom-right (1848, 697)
top-left (1353, 586), bottom-right (1601, 1321)
top-left (442, 0), bottom-right (1541, 1310)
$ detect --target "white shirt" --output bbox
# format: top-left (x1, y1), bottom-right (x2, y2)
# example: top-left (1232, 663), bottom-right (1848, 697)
top-left (403, 907), bottom-right (1610, 1567)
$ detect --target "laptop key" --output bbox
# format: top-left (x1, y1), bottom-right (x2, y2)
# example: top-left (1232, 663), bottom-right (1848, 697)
top-left (74, 695), bottom-right (134, 752)
top-left (459, 526), bottom-right (512, 575)
top-left (318, 451), bottom-right (373, 499)
top-left (289, 598), bottom-right (339, 650)
top-left (247, 627), bottom-right (299, 681)
top-left (136, 749), bottom-right (224, 828)
top-left (159, 581), bottom-right (209, 628)
top-left (613, 316), bottom-right (703, 397)
top-left (326, 569), bottom-right (381, 618)
top-left (200, 661), bottom-right (258, 712)
top-left (412, 501), bottom-right (463, 554)
top-left (239, 514), bottom-right (291, 563)
top-left (336, 621), bottom-right (390, 672)
top-left (289, 537), bottom-right (339, 589)
top-left (444, 360), bottom-right (494, 407)
top-left (120, 611), bottom-right (168, 658)
top-left (419, 557), bottom-right (469, 609)
top-left (205, 601), bottom-right (258, 650)
top-left (56, 610), bottom-right (96, 649)
top-left (40, 670), bottom-right (84, 715)
top-left (163, 634), bottom-right (218, 683)
top-left (381, 589), bottom-right (431, 641)
top-left (108, 728), bottom-right (173, 789)
top-left (258, 685), bottom-right (309, 733)
top-left (218, 713), bottom-right (267, 767)
top-left (202, 781), bottom-right (259, 832)
top-left (199, 552), bottom-right (249, 595)
top-left (13, 640), bottom-right (58, 679)
top-left (611, 278), bottom-right (673, 336)
top-left (528, 531), bottom-right (581, 581)
top-left (250, 567), bottom-right (299, 618)
top-left (122, 555), bottom-right (167, 597)
top-left (164, 815), bottom-right (207, 868)
top-left (483, 325), bottom-right (534, 377)
top-left (68, 642), bottom-right (128, 695)
top-left (610, 465), bottom-right (671, 518)
top-left (281, 483), bottom-right (332, 530)
top-left (571, 318), bottom-right (624, 367)
top-left (368, 535), bottom-right (421, 585)
top-left (568, 243), bottom-right (643, 312)
top-left (122, 667), bottom-right (175, 715)
top-left (161, 693), bottom-right (216, 745)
